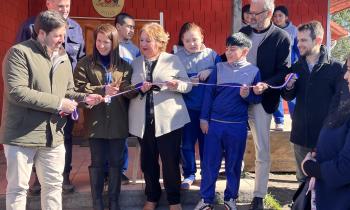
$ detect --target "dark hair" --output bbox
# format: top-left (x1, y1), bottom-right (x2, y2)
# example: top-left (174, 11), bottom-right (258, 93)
top-left (242, 4), bottom-right (250, 22)
top-left (274, 5), bottom-right (289, 16)
top-left (34, 10), bottom-right (67, 38)
top-left (226, 32), bottom-right (252, 49)
top-left (114, 12), bottom-right (134, 26)
top-left (92, 24), bottom-right (120, 67)
top-left (177, 22), bottom-right (204, 46)
top-left (298, 21), bottom-right (324, 40)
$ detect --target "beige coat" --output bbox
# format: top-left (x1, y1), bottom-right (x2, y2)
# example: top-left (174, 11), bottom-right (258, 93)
top-left (129, 52), bottom-right (192, 138)
top-left (0, 39), bottom-right (86, 147)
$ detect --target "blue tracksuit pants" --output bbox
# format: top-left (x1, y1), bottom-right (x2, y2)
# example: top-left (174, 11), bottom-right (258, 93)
top-left (200, 121), bottom-right (247, 203)
top-left (181, 109), bottom-right (204, 178)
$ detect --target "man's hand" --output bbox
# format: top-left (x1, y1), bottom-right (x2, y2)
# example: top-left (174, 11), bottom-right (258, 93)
top-left (240, 84), bottom-right (249, 98)
top-left (200, 121), bottom-right (209, 134)
top-left (85, 94), bottom-right (103, 106)
top-left (253, 82), bottom-right (268, 95)
top-left (60, 98), bottom-right (78, 114)
top-left (140, 81), bottom-right (152, 93)
top-left (197, 69), bottom-right (211, 81)
top-left (166, 80), bottom-right (179, 90)
top-left (285, 73), bottom-right (297, 89)
top-left (105, 84), bottom-right (119, 96)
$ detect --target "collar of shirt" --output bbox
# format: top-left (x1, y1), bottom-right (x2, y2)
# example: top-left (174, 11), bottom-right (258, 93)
top-left (228, 59), bottom-right (249, 68)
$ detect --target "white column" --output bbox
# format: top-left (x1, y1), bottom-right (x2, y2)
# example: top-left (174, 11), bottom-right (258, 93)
top-left (233, 0), bottom-right (242, 33)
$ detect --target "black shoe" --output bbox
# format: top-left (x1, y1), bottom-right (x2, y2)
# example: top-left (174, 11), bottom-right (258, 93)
top-left (218, 171), bottom-right (226, 179)
top-left (121, 173), bottom-right (130, 185)
top-left (249, 197), bottom-right (264, 210)
top-left (62, 172), bottom-right (75, 194)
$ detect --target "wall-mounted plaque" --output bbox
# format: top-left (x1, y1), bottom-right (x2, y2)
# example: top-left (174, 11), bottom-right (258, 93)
top-left (92, 0), bottom-right (125, 17)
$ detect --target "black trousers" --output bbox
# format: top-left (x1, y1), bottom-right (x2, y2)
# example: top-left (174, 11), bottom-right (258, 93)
top-left (63, 117), bottom-right (74, 174)
top-left (89, 138), bottom-right (125, 169)
top-left (139, 121), bottom-right (182, 205)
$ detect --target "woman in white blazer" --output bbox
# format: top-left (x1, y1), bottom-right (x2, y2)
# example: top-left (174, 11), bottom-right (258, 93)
top-left (129, 23), bottom-right (192, 210)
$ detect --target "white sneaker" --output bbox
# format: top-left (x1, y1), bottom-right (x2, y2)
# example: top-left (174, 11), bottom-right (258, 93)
top-left (180, 174), bottom-right (195, 190)
top-left (275, 123), bottom-right (284, 131)
top-left (224, 198), bottom-right (237, 210)
top-left (194, 199), bottom-right (214, 210)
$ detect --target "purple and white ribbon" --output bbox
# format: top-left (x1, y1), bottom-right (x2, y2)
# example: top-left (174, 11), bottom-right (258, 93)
top-left (101, 73), bottom-right (298, 102)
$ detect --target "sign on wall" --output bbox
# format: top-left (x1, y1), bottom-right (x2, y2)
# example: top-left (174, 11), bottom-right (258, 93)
top-left (92, 0), bottom-right (125, 17)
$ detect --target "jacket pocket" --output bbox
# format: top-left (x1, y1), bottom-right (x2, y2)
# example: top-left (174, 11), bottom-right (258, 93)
top-left (6, 108), bottom-right (25, 129)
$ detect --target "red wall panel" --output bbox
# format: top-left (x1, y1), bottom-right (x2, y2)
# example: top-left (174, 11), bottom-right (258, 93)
top-left (0, 1), bottom-right (29, 149)
top-left (28, 0), bottom-right (233, 54)
top-left (0, 1), bottom-right (29, 129)
top-left (242, 0), bottom-right (328, 34)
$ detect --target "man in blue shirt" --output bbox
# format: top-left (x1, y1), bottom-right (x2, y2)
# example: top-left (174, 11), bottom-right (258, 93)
top-left (16, 0), bottom-right (85, 194)
top-left (114, 12), bottom-right (140, 185)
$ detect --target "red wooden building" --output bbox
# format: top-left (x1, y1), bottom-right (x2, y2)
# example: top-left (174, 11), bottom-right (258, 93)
top-left (0, 0), bottom-right (349, 149)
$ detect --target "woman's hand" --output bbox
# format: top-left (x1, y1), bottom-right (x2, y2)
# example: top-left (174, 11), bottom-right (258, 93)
top-left (190, 76), bottom-right (199, 86)
top-left (200, 121), bottom-right (209, 134)
top-left (105, 84), bottom-right (119, 96)
top-left (166, 80), bottom-right (179, 90)
top-left (140, 81), bottom-right (152, 93)
top-left (85, 94), bottom-right (104, 106)
top-left (197, 69), bottom-right (211, 81)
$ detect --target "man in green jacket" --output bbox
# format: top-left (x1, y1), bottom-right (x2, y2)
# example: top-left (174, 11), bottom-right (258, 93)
top-left (0, 11), bottom-right (102, 210)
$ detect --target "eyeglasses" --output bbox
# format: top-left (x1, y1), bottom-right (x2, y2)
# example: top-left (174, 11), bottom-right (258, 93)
top-left (248, 10), bottom-right (268, 18)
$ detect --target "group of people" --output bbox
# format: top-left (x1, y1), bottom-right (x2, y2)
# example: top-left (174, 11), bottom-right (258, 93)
top-left (1, 0), bottom-right (350, 210)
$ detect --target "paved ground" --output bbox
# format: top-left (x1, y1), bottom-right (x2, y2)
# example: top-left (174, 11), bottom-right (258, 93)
top-left (0, 113), bottom-right (297, 209)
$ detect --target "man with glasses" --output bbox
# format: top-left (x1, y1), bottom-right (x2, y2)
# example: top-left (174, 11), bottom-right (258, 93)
top-left (240, 0), bottom-right (291, 209)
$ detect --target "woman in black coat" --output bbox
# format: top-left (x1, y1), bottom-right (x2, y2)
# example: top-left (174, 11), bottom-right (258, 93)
top-left (301, 57), bottom-right (350, 210)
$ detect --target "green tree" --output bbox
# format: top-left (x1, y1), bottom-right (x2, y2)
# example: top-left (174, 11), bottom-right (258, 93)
top-left (331, 9), bottom-right (350, 62)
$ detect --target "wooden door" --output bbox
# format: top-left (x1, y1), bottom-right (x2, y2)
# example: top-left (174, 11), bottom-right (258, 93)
top-left (72, 17), bottom-right (160, 56)
top-left (70, 17), bottom-right (160, 138)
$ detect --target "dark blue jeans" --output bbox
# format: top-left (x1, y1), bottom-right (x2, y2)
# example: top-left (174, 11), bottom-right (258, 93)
top-left (122, 141), bottom-right (128, 172)
top-left (273, 98), bottom-right (296, 124)
top-left (104, 139), bottom-right (128, 174)
top-left (89, 138), bottom-right (126, 169)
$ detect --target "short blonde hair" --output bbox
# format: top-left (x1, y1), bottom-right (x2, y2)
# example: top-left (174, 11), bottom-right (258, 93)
top-left (141, 23), bottom-right (169, 52)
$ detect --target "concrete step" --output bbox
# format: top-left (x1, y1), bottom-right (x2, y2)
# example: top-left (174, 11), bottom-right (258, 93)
top-left (0, 173), bottom-right (298, 210)
top-left (64, 204), bottom-right (252, 210)
top-left (0, 188), bottom-right (252, 210)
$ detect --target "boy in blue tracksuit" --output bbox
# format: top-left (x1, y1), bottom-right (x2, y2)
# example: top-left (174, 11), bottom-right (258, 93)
top-left (194, 33), bottom-right (261, 210)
